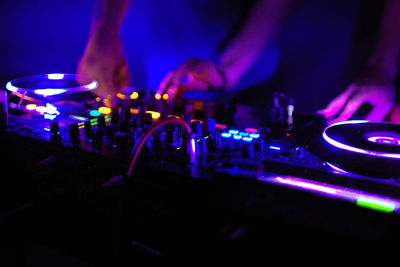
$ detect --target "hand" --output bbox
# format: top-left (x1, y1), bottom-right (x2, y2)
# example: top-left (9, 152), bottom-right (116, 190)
top-left (318, 74), bottom-right (396, 122)
top-left (157, 58), bottom-right (225, 102)
top-left (77, 31), bottom-right (131, 106)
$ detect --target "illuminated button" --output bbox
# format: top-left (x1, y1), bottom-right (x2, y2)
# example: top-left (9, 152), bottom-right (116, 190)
top-left (229, 129), bottom-right (239, 134)
top-left (221, 132), bottom-right (232, 138)
top-left (155, 93), bottom-right (162, 100)
top-left (215, 123), bottom-right (227, 130)
top-left (239, 132), bottom-right (249, 136)
top-left (117, 92), bottom-right (129, 100)
top-left (242, 137), bottom-right (253, 142)
top-left (245, 128), bottom-right (258, 133)
top-left (35, 106), bottom-right (46, 114)
top-left (269, 145), bottom-right (281, 150)
top-left (233, 135), bottom-right (242, 140)
top-left (26, 104), bottom-right (37, 111)
top-left (146, 110), bottom-right (161, 119)
top-left (130, 108), bottom-right (139, 115)
top-left (90, 110), bottom-right (101, 117)
top-left (249, 133), bottom-right (260, 138)
top-left (130, 91), bottom-right (139, 100)
top-left (162, 93), bottom-right (169, 100)
top-left (98, 106), bottom-right (111, 115)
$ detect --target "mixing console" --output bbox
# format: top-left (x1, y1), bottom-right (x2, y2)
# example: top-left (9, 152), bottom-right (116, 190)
top-left (2, 74), bottom-right (400, 266)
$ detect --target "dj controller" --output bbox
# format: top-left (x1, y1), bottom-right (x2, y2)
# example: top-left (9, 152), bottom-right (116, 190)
top-left (2, 73), bottom-right (400, 265)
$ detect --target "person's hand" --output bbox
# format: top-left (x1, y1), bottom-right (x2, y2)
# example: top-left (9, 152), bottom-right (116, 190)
top-left (318, 73), bottom-right (396, 122)
top-left (77, 31), bottom-right (131, 106)
top-left (156, 58), bottom-right (226, 102)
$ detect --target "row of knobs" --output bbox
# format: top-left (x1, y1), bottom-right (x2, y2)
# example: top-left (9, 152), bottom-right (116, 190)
top-left (48, 113), bottom-right (220, 155)
top-left (49, 111), bottom-right (266, 160)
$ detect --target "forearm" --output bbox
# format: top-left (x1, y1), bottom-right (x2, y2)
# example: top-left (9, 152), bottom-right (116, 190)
top-left (91, 0), bottom-right (131, 38)
top-left (219, 0), bottom-right (294, 89)
top-left (367, 0), bottom-right (400, 81)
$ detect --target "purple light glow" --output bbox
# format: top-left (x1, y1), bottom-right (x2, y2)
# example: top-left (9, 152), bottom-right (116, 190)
top-left (47, 73), bottom-right (65, 80)
top-left (5, 81), bottom-right (18, 92)
top-left (259, 175), bottom-right (399, 213)
top-left (322, 121), bottom-right (400, 159)
top-left (367, 136), bottom-right (400, 146)
top-left (34, 88), bottom-right (66, 96)
top-left (275, 176), bottom-right (337, 195)
top-left (86, 80), bottom-right (98, 90)
top-left (325, 162), bottom-right (349, 174)
top-left (5, 74), bottom-right (98, 96)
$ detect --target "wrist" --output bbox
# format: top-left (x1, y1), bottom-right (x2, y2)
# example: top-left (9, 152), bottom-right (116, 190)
top-left (217, 64), bottom-right (240, 91)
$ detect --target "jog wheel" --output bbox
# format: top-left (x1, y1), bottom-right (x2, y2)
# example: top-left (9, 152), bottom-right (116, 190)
top-left (310, 120), bottom-right (400, 179)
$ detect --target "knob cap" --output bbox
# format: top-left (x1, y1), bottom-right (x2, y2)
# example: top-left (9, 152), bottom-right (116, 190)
top-left (50, 121), bottom-right (60, 134)
top-left (242, 143), bottom-right (254, 158)
top-left (130, 116), bottom-right (142, 131)
top-left (166, 128), bottom-right (179, 148)
top-left (191, 121), bottom-right (202, 137)
top-left (254, 139), bottom-right (264, 152)
top-left (84, 120), bottom-right (92, 138)
top-left (206, 118), bottom-right (216, 133)
top-left (98, 116), bottom-right (106, 128)
top-left (111, 111), bottom-right (119, 125)
top-left (69, 123), bottom-right (79, 141)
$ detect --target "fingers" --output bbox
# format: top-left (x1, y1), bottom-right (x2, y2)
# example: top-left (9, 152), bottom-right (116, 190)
top-left (158, 71), bottom-right (174, 96)
top-left (319, 83), bottom-right (395, 122)
top-left (191, 60), bottom-right (225, 88)
top-left (157, 58), bottom-right (198, 97)
top-left (317, 84), bottom-right (356, 118)
top-left (387, 104), bottom-right (400, 123)
top-left (157, 58), bottom-right (224, 102)
top-left (185, 73), bottom-right (210, 91)
top-left (365, 102), bottom-right (392, 122)
top-left (335, 94), bottom-right (363, 121)
top-left (162, 84), bottom-right (180, 102)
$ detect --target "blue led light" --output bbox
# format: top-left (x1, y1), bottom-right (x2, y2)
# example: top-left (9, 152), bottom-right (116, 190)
top-left (249, 133), bottom-right (260, 138)
top-left (242, 137), bottom-right (253, 142)
top-left (269, 146), bottom-right (281, 150)
top-left (233, 135), bottom-right (242, 140)
top-left (239, 132), bottom-right (250, 136)
top-left (229, 129), bottom-right (239, 134)
top-left (221, 132), bottom-right (232, 138)
top-left (90, 110), bottom-right (101, 117)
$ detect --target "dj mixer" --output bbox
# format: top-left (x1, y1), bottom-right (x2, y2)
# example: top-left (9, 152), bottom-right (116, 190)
top-left (2, 73), bottom-right (400, 265)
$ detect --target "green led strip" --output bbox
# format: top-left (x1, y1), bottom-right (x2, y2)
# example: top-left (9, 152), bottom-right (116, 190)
top-left (356, 197), bottom-right (395, 213)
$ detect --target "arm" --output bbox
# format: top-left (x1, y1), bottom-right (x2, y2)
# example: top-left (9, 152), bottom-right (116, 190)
top-left (90, 0), bottom-right (130, 38)
top-left (218, 0), bottom-right (293, 89)
top-left (77, 0), bottom-right (131, 105)
top-left (319, 0), bottom-right (400, 121)
top-left (157, 0), bottom-right (294, 101)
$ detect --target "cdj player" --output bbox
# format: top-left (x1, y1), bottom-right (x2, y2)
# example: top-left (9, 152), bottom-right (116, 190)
top-left (2, 73), bottom-right (400, 266)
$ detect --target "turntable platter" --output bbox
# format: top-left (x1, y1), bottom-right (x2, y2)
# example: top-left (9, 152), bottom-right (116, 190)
top-left (310, 120), bottom-right (400, 178)
top-left (6, 73), bottom-right (98, 97)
